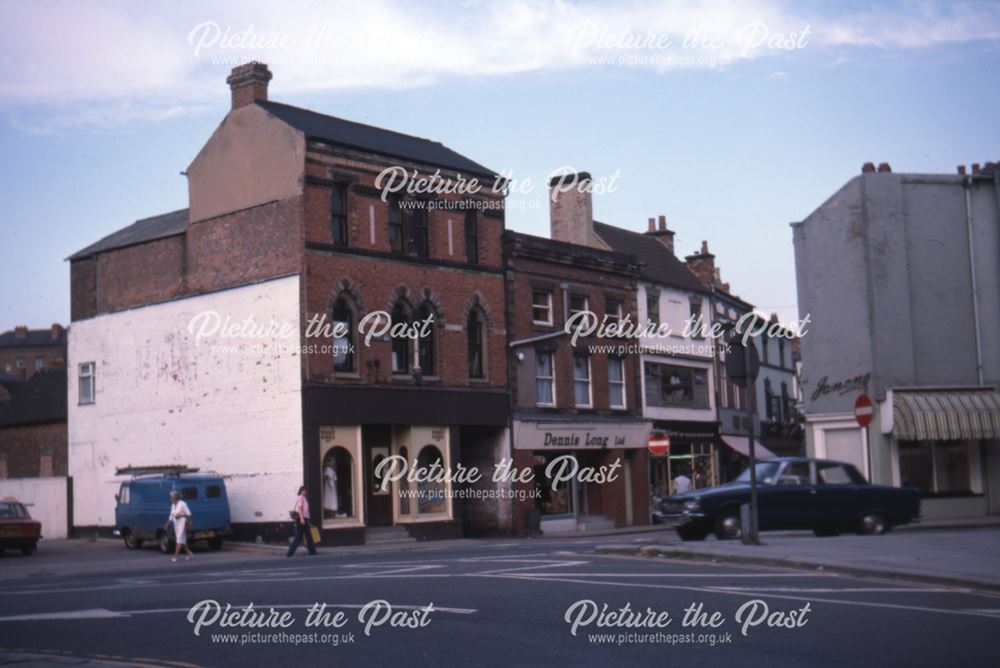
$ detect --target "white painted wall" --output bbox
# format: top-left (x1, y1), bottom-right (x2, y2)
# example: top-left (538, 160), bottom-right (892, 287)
top-left (68, 275), bottom-right (303, 528)
top-left (0, 477), bottom-right (68, 540)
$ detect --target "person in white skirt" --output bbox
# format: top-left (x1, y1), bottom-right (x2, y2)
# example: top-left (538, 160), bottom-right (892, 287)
top-left (165, 490), bottom-right (194, 562)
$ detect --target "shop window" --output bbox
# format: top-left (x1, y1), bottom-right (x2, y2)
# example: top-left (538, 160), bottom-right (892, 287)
top-left (899, 441), bottom-right (973, 495)
top-left (644, 362), bottom-right (709, 409)
top-left (535, 351), bottom-right (555, 406)
top-left (79, 362), bottom-right (95, 404)
top-left (416, 302), bottom-right (436, 375)
top-left (416, 445), bottom-right (447, 514)
top-left (573, 354), bottom-right (591, 407)
top-left (322, 446), bottom-right (355, 519)
top-left (467, 309), bottom-right (485, 379)
top-left (330, 183), bottom-right (348, 246)
top-left (332, 296), bottom-right (356, 373)
top-left (391, 302), bottom-right (411, 374)
top-left (397, 447), bottom-right (410, 515)
top-left (608, 356), bottom-right (626, 409)
top-left (532, 290), bottom-right (553, 326)
top-left (534, 453), bottom-right (573, 515)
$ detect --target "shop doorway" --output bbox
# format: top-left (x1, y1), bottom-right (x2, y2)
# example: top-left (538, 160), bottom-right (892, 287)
top-left (363, 425), bottom-right (393, 527)
top-left (650, 441), bottom-right (718, 496)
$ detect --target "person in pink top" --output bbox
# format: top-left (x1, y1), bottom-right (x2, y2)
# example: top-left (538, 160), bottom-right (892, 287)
top-left (287, 485), bottom-right (317, 557)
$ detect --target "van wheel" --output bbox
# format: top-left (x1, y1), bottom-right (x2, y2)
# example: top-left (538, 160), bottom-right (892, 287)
top-left (158, 532), bottom-right (173, 554)
top-left (123, 531), bottom-right (144, 550)
top-left (208, 537), bottom-right (223, 551)
top-left (714, 509), bottom-right (742, 540)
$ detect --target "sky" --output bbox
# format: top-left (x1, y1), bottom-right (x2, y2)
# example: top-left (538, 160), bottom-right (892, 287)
top-left (1, 0), bottom-right (999, 332)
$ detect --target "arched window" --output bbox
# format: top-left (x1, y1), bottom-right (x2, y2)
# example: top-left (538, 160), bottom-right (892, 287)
top-left (416, 302), bottom-right (436, 375)
top-left (416, 445), bottom-right (446, 514)
top-left (322, 446), bottom-right (354, 520)
top-left (391, 301), bottom-right (411, 374)
top-left (332, 296), bottom-right (355, 373)
top-left (467, 308), bottom-right (485, 379)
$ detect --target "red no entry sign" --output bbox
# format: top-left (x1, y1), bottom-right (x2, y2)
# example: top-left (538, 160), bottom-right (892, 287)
top-left (648, 431), bottom-right (671, 456)
top-left (854, 394), bottom-right (874, 428)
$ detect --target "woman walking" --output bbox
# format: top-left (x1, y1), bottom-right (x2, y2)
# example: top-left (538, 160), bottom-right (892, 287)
top-left (287, 485), bottom-right (318, 557)
top-left (166, 490), bottom-right (194, 563)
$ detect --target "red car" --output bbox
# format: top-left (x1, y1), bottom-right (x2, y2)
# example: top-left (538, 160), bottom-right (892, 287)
top-left (0, 498), bottom-right (42, 555)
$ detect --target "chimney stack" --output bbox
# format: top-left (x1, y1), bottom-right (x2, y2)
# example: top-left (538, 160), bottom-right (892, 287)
top-left (644, 214), bottom-right (675, 253)
top-left (548, 171), bottom-right (599, 248)
top-left (877, 162), bottom-right (892, 173)
top-left (51, 323), bottom-right (63, 342)
top-left (226, 62), bottom-right (272, 110)
top-left (958, 165), bottom-right (967, 175)
top-left (13, 325), bottom-right (27, 340)
top-left (972, 163), bottom-right (981, 175)
top-left (685, 241), bottom-right (716, 288)
top-left (862, 162), bottom-right (876, 173)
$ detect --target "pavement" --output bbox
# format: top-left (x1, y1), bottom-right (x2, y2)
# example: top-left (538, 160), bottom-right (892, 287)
top-left (597, 527), bottom-right (1000, 591)
top-left (0, 532), bottom-right (999, 666)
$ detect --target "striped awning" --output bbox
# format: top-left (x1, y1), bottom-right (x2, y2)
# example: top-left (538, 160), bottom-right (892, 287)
top-left (893, 389), bottom-right (1000, 441)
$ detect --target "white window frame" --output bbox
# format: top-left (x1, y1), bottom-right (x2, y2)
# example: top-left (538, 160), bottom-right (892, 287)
top-left (78, 362), bottom-right (96, 405)
top-left (535, 351), bottom-right (556, 407)
top-left (532, 290), bottom-right (553, 326)
top-left (608, 356), bottom-right (626, 409)
top-left (573, 353), bottom-right (592, 408)
top-left (569, 294), bottom-right (589, 319)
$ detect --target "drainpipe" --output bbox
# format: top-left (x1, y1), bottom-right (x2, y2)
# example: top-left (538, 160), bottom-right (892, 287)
top-left (964, 176), bottom-right (985, 386)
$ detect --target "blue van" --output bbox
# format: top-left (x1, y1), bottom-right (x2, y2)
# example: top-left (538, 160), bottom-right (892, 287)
top-left (114, 469), bottom-right (232, 552)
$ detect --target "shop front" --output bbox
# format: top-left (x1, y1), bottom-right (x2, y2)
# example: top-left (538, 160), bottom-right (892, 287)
top-left (303, 384), bottom-right (509, 544)
top-left (650, 420), bottom-right (720, 496)
top-left (512, 418), bottom-right (652, 534)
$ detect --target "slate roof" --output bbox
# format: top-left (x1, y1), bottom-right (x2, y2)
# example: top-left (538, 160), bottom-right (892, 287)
top-left (0, 368), bottom-right (67, 427)
top-left (593, 222), bottom-right (710, 294)
top-left (68, 209), bottom-right (189, 261)
top-left (257, 100), bottom-right (497, 178)
top-left (0, 328), bottom-right (67, 349)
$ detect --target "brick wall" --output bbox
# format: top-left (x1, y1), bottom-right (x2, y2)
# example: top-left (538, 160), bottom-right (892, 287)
top-left (0, 422), bottom-right (67, 478)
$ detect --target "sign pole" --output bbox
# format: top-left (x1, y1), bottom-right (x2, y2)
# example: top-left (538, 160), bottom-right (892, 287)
top-left (744, 340), bottom-right (760, 545)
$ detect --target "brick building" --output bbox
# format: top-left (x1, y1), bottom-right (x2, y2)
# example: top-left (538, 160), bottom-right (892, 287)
top-left (68, 63), bottom-right (510, 543)
top-left (505, 184), bottom-right (652, 532)
top-left (0, 324), bottom-right (67, 380)
top-left (0, 368), bottom-right (67, 479)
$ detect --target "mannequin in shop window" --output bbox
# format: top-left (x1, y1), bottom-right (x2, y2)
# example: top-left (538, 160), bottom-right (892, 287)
top-left (323, 455), bottom-right (339, 518)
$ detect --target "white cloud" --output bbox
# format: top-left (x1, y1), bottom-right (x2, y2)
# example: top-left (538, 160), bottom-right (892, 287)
top-left (0, 0), bottom-right (996, 129)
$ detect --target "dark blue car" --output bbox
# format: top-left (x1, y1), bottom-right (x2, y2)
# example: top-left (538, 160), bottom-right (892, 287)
top-left (114, 472), bottom-right (232, 552)
top-left (659, 457), bottom-right (921, 541)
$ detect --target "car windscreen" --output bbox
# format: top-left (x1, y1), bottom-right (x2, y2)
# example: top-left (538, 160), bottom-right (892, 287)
top-left (736, 461), bottom-right (781, 484)
top-left (0, 502), bottom-right (27, 519)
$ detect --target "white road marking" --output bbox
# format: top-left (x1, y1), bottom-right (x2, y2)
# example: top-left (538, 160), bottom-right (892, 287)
top-left (0, 602), bottom-right (477, 623)
top-left (492, 573), bottom-right (1000, 620)
top-left (708, 586), bottom-right (961, 593)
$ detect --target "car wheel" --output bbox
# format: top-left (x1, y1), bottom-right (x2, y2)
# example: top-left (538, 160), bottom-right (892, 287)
top-left (21, 543), bottom-right (36, 556)
top-left (676, 525), bottom-right (708, 541)
top-left (858, 513), bottom-right (888, 535)
top-left (208, 537), bottom-right (223, 551)
top-left (123, 531), bottom-right (144, 550)
top-left (813, 528), bottom-right (841, 537)
top-left (714, 509), bottom-right (742, 540)
top-left (158, 531), bottom-right (173, 554)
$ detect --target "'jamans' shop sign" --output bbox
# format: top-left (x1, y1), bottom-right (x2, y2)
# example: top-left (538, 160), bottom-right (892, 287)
top-left (513, 421), bottom-right (653, 450)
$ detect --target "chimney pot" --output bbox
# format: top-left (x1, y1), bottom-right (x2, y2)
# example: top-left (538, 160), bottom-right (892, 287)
top-left (658, 215), bottom-right (666, 231)
top-left (972, 163), bottom-right (981, 175)
top-left (700, 240), bottom-right (709, 255)
top-left (50, 323), bottom-right (63, 341)
top-left (862, 162), bottom-right (876, 173)
top-left (647, 217), bottom-right (656, 232)
top-left (958, 165), bottom-right (967, 175)
top-left (226, 61), bottom-right (272, 110)
top-left (877, 162), bottom-right (892, 173)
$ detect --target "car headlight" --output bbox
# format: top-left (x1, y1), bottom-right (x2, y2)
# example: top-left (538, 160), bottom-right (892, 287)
top-left (683, 499), bottom-right (701, 511)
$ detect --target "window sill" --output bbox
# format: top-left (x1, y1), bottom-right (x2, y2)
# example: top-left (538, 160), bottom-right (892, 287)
top-left (468, 377), bottom-right (489, 384)
top-left (333, 372), bottom-right (361, 380)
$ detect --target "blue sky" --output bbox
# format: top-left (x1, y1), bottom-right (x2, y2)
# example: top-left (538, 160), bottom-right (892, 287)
top-left (1, 0), bottom-right (999, 331)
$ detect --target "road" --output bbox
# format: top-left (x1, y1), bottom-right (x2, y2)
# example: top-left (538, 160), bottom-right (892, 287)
top-left (0, 536), bottom-right (998, 667)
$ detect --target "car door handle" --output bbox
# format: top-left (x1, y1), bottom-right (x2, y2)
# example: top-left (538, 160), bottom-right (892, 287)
top-left (809, 489), bottom-right (817, 495)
